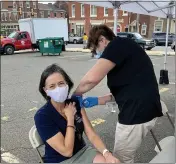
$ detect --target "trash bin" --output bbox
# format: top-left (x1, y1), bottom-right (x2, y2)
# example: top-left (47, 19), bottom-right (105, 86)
top-left (38, 37), bottom-right (64, 56)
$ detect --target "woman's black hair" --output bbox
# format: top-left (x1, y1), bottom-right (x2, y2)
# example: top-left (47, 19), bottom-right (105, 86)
top-left (39, 64), bottom-right (74, 101)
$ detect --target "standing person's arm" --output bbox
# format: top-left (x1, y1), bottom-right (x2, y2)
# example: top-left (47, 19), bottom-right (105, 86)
top-left (73, 59), bottom-right (115, 96)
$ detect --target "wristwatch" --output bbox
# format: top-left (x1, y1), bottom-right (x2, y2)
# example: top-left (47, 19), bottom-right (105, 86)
top-left (102, 149), bottom-right (110, 157)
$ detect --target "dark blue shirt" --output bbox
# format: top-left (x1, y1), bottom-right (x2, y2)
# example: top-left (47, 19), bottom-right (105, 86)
top-left (34, 98), bottom-right (86, 163)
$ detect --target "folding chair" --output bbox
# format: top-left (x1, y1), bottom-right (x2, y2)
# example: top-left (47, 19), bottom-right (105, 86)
top-left (160, 100), bottom-right (175, 129)
top-left (29, 125), bottom-right (44, 163)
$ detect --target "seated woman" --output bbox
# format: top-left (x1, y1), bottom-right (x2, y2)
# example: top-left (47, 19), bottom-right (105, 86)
top-left (34, 64), bottom-right (120, 163)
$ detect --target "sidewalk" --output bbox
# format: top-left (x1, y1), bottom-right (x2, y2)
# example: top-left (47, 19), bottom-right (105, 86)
top-left (66, 48), bottom-right (175, 56)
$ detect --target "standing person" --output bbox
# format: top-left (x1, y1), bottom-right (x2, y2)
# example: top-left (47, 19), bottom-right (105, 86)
top-left (83, 33), bottom-right (88, 49)
top-left (73, 25), bottom-right (163, 163)
top-left (35, 64), bottom-right (120, 163)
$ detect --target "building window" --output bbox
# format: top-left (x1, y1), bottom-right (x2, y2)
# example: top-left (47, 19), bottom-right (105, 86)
top-left (104, 7), bottom-right (108, 16)
top-left (81, 4), bottom-right (84, 17)
top-left (13, 1), bottom-right (17, 9)
top-left (33, 2), bottom-right (36, 9)
top-left (141, 24), bottom-right (147, 35)
top-left (34, 13), bottom-right (37, 18)
top-left (48, 11), bottom-right (50, 17)
top-left (27, 12), bottom-right (31, 18)
top-left (154, 20), bottom-right (163, 32)
top-left (40, 11), bottom-right (44, 18)
top-left (76, 25), bottom-right (84, 37)
top-left (60, 12), bottom-right (63, 17)
top-left (8, 12), bottom-right (12, 21)
top-left (26, 1), bottom-right (30, 8)
top-left (19, 2), bottom-right (23, 8)
top-left (90, 5), bottom-right (97, 17)
top-left (122, 11), bottom-right (128, 16)
top-left (4, 12), bottom-right (7, 21)
top-left (72, 4), bottom-right (75, 17)
top-left (1, 12), bottom-right (4, 21)
top-left (54, 12), bottom-right (57, 17)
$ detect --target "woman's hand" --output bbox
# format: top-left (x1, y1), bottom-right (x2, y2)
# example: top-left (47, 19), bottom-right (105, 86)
top-left (64, 102), bottom-right (76, 120)
top-left (104, 152), bottom-right (120, 163)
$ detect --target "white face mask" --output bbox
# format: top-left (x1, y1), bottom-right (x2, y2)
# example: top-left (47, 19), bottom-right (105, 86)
top-left (46, 85), bottom-right (69, 103)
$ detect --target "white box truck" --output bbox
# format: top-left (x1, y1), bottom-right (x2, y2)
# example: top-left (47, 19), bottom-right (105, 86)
top-left (0, 18), bottom-right (69, 55)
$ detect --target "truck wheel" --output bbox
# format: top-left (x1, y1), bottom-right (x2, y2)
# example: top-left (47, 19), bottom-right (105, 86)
top-left (62, 45), bottom-right (66, 51)
top-left (4, 45), bottom-right (14, 55)
top-left (73, 39), bottom-right (77, 44)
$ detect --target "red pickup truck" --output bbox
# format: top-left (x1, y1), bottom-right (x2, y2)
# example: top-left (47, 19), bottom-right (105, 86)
top-left (0, 31), bottom-right (38, 55)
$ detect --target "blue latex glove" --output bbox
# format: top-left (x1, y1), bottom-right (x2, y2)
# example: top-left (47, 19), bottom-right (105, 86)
top-left (71, 95), bottom-right (83, 108)
top-left (82, 97), bottom-right (99, 108)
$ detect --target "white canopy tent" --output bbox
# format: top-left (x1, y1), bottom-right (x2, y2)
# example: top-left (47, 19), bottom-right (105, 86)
top-left (67, 0), bottom-right (176, 84)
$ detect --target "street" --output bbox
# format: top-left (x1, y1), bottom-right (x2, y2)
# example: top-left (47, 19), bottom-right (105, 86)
top-left (1, 51), bottom-right (175, 163)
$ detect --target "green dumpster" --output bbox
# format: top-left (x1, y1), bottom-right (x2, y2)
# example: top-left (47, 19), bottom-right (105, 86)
top-left (38, 37), bottom-right (64, 56)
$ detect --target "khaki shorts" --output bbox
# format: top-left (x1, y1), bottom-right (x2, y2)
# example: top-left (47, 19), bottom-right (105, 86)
top-left (60, 146), bottom-right (98, 163)
top-left (113, 118), bottom-right (157, 163)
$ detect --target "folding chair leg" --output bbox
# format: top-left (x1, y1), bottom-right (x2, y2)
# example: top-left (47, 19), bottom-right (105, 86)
top-left (35, 148), bottom-right (43, 163)
top-left (150, 129), bottom-right (162, 152)
top-left (166, 112), bottom-right (175, 129)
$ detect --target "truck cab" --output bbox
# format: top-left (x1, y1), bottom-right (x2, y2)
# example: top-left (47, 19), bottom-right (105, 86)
top-left (0, 31), bottom-right (32, 55)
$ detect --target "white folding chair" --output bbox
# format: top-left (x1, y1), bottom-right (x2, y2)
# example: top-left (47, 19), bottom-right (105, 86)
top-left (29, 125), bottom-right (44, 163)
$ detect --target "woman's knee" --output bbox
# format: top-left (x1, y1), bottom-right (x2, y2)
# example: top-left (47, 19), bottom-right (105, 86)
top-left (93, 153), bottom-right (106, 163)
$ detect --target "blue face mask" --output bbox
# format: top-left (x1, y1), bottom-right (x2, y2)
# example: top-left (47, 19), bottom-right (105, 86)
top-left (95, 50), bottom-right (103, 59)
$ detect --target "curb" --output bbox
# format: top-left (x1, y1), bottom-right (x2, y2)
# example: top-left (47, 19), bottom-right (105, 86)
top-left (66, 48), bottom-right (175, 56)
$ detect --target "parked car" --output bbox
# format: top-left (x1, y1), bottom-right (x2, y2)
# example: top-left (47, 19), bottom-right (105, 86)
top-left (152, 32), bottom-right (175, 46)
top-left (69, 33), bottom-right (83, 44)
top-left (117, 32), bottom-right (155, 50)
top-left (171, 41), bottom-right (175, 51)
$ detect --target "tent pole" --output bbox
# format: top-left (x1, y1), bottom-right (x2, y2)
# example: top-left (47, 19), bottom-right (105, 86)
top-left (164, 17), bottom-right (170, 70)
top-left (159, 16), bottom-right (170, 85)
top-left (113, 7), bottom-right (118, 36)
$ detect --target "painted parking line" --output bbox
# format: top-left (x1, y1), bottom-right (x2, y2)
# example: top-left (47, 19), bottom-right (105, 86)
top-left (28, 107), bottom-right (38, 112)
top-left (1, 116), bottom-right (10, 121)
top-left (159, 88), bottom-right (169, 93)
top-left (1, 148), bottom-right (22, 163)
top-left (91, 118), bottom-right (106, 127)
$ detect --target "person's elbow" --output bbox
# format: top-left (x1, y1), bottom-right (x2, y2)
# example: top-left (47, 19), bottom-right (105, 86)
top-left (86, 76), bottom-right (100, 86)
top-left (64, 149), bottom-right (73, 157)
top-left (55, 146), bottom-right (74, 157)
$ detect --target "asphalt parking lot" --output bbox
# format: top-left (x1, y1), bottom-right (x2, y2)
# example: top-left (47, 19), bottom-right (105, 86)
top-left (1, 51), bottom-right (175, 163)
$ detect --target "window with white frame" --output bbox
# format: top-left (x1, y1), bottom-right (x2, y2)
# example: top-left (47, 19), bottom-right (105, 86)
top-left (122, 10), bottom-right (128, 16)
top-left (141, 24), bottom-right (147, 35)
top-left (1, 12), bottom-right (4, 21)
top-left (81, 4), bottom-right (84, 17)
top-left (27, 12), bottom-right (31, 18)
top-left (4, 12), bottom-right (7, 21)
top-left (154, 20), bottom-right (163, 32)
top-left (40, 11), bottom-right (44, 18)
top-left (72, 4), bottom-right (75, 17)
top-left (8, 12), bottom-right (12, 21)
top-left (90, 5), bottom-right (97, 17)
top-left (33, 2), bottom-right (36, 9)
top-left (26, 1), bottom-right (30, 8)
top-left (104, 7), bottom-right (108, 16)
top-left (48, 11), bottom-right (50, 17)
top-left (19, 2), bottom-right (23, 8)
top-left (13, 0), bottom-right (17, 9)
top-left (34, 13), bottom-right (37, 18)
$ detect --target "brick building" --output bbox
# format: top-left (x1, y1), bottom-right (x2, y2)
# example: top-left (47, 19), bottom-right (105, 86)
top-left (0, 1), bottom-right (66, 36)
top-left (67, 2), bottom-right (175, 38)
top-left (68, 2), bottom-right (129, 37)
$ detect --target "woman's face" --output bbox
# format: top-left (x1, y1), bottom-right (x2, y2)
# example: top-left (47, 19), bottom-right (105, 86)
top-left (44, 72), bottom-right (67, 91)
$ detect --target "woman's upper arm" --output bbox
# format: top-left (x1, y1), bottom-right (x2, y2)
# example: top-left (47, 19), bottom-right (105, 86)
top-left (81, 108), bottom-right (96, 140)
